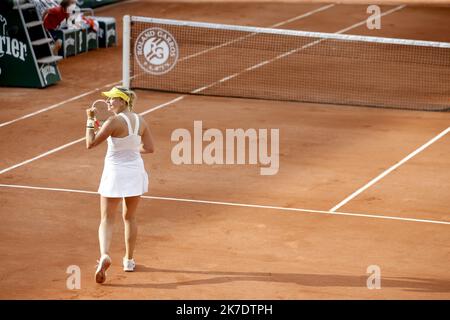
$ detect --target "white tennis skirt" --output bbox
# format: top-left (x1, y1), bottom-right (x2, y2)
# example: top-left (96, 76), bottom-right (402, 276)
top-left (98, 162), bottom-right (149, 198)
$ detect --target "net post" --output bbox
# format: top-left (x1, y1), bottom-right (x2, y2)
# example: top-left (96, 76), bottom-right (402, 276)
top-left (122, 15), bottom-right (131, 89)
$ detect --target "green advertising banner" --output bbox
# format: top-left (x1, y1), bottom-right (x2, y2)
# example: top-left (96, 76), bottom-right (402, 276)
top-left (0, 4), bottom-right (61, 88)
top-left (78, 0), bottom-right (124, 9)
top-left (0, 8), bottom-right (42, 87)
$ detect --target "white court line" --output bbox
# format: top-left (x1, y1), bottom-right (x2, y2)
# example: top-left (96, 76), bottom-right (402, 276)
top-left (329, 126), bottom-right (450, 212)
top-left (94, 0), bottom-right (139, 11)
top-left (0, 96), bottom-right (185, 175)
top-left (0, 139), bottom-right (85, 175)
top-left (0, 183), bottom-right (448, 225)
top-left (270, 4), bottom-right (335, 28)
top-left (179, 4), bottom-right (335, 62)
top-left (192, 5), bottom-right (406, 95)
top-left (0, 4), bottom-right (335, 128)
top-left (140, 96), bottom-right (186, 116)
top-left (0, 6), bottom-right (405, 175)
top-left (336, 5), bottom-right (406, 34)
top-left (0, 80), bottom-right (121, 128)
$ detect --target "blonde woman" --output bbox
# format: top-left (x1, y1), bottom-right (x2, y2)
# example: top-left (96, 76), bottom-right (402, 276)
top-left (86, 86), bottom-right (154, 284)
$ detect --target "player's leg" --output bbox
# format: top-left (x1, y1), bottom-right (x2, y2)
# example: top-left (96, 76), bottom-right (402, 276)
top-left (96, 196), bottom-right (121, 283)
top-left (99, 196), bottom-right (121, 256)
top-left (122, 196), bottom-right (140, 268)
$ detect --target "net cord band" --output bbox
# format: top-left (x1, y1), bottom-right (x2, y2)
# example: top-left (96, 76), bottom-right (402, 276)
top-left (130, 15), bottom-right (450, 49)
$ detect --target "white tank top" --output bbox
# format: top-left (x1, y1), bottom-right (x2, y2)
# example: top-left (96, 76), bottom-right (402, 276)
top-left (104, 113), bottom-right (142, 165)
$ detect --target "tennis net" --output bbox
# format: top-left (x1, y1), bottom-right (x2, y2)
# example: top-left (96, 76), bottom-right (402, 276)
top-left (123, 15), bottom-right (450, 111)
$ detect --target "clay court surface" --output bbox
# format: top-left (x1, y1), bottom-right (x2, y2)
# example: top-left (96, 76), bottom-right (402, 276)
top-left (1, 0), bottom-right (450, 299)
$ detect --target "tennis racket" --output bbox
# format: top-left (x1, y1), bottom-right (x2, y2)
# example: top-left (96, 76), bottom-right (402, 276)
top-left (90, 99), bottom-right (113, 128)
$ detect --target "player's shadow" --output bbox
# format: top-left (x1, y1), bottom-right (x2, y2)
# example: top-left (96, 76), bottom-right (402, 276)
top-left (103, 265), bottom-right (450, 293)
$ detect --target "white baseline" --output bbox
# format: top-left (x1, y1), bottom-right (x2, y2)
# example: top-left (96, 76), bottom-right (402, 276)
top-left (0, 183), bottom-right (448, 226)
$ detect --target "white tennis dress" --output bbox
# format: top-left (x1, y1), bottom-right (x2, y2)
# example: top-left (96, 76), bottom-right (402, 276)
top-left (98, 113), bottom-right (149, 198)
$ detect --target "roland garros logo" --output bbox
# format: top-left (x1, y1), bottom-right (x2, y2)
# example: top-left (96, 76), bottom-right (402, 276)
top-left (135, 27), bottom-right (178, 75)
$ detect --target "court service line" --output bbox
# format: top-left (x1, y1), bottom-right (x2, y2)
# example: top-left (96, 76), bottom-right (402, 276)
top-left (94, 0), bottom-right (139, 11)
top-left (337, 5), bottom-right (406, 34)
top-left (0, 4), bottom-right (335, 128)
top-left (0, 96), bottom-right (185, 175)
top-left (179, 4), bottom-right (335, 61)
top-left (329, 126), bottom-right (450, 212)
top-left (0, 183), bottom-right (448, 225)
top-left (270, 4), bottom-right (335, 28)
top-left (0, 139), bottom-right (85, 175)
top-left (0, 80), bottom-right (120, 128)
top-left (192, 5), bottom-right (406, 94)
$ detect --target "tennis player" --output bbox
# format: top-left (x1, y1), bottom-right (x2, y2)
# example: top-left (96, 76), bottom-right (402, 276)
top-left (85, 86), bottom-right (154, 284)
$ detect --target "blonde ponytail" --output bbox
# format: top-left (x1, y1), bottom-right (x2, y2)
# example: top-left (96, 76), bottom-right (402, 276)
top-left (127, 90), bottom-right (136, 111)
top-left (116, 86), bottom-right (137, 112)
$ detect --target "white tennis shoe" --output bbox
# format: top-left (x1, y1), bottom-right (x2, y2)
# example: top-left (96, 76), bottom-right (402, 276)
top-left (95, 254), bottom-right (112, 284)
top-left (123, 257), bottom-right (136, 272)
